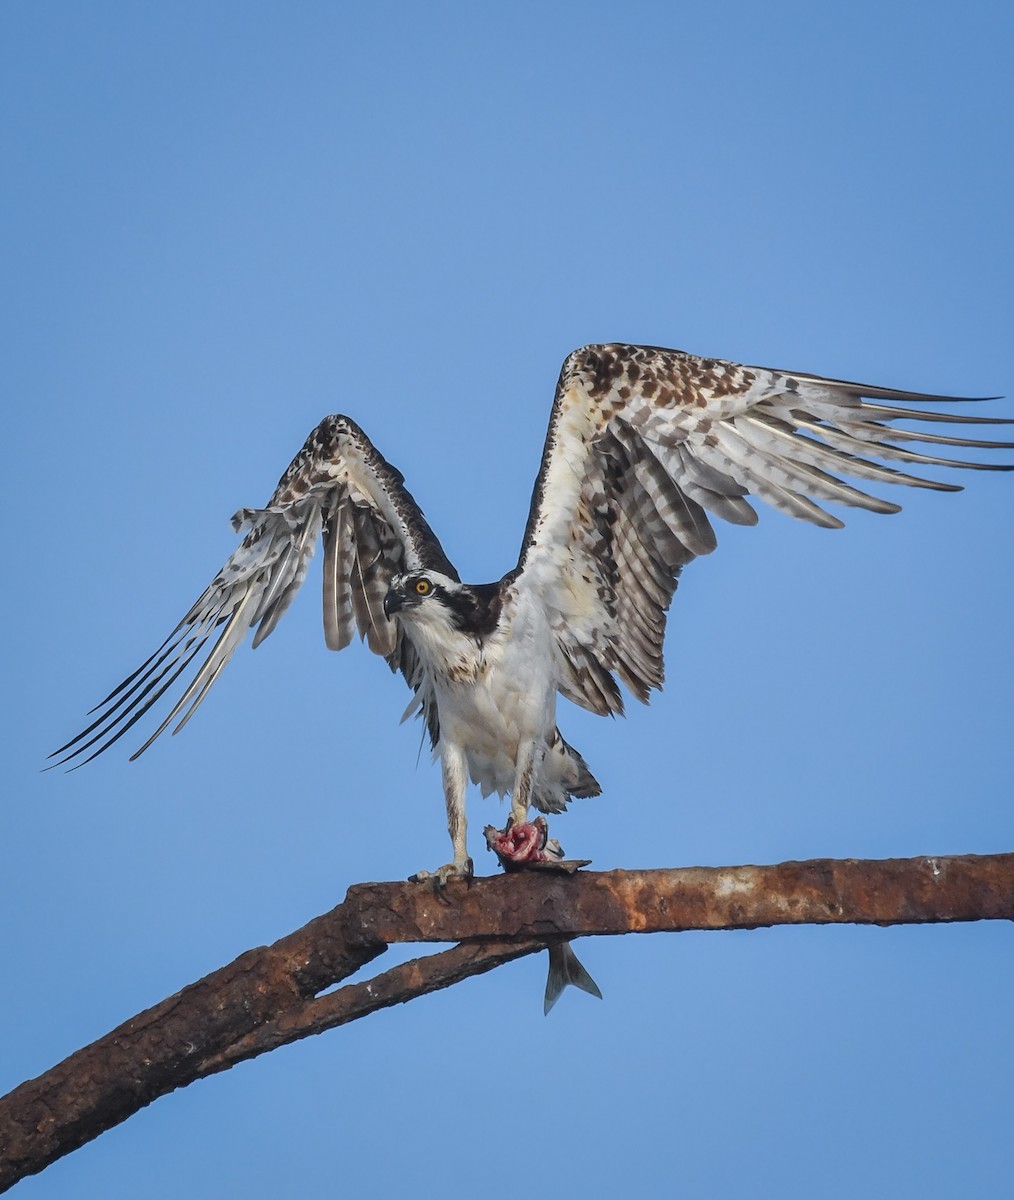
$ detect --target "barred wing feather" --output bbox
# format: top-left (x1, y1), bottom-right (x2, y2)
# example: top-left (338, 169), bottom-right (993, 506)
top-left (51, 415), bottom-right (454, 766)
top-left (513, 343), bottom-right (1012, 718)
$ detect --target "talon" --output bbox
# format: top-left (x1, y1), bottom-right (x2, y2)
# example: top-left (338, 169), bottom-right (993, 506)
top-left (541, 834), bottom-right (564, 862)
top-left (410, 858), bottom-right (473, 886)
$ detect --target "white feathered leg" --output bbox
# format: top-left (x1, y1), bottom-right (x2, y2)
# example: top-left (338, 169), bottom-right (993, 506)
top-left (509, 736), bottom-right (545, 828)
top-left (411, 740), bottom-right (473, 885)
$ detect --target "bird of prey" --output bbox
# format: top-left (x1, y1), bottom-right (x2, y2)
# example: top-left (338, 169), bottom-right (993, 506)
top-left (53, 343), bottom-right (1011, 1011)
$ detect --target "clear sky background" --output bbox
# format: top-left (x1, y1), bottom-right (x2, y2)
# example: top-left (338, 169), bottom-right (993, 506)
top-left (3, 3), bottom-right (1012, 1197)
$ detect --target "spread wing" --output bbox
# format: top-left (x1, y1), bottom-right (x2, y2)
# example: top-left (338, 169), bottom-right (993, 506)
top-left (513, 343), bottom-right (1012, 717)
top-left (52, 415), bottom-right (455, 766)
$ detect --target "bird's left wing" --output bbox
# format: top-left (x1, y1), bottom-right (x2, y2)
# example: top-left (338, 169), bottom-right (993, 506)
top-left (512, 343), bottom-right (1012, 717)
top-left (52, 415), bottom-right (457, 766)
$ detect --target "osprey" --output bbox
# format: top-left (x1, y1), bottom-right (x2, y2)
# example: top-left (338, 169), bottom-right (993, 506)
top-left (53, 344), bottom-right (1011, 1010)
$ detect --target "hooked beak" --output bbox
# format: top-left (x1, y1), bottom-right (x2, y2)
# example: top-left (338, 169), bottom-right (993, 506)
top-left (383, 590), bottom-right (403, 619)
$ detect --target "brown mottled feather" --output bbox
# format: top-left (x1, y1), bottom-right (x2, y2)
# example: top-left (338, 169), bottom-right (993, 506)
top-left (514, 343), bottom-right (1011, 719)
top-left (52, 344), bottom-right (1010, 766)
top-left (52, 416), bottom-right (454, 766)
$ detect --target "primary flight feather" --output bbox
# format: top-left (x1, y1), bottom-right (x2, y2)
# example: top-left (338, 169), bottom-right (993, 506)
top-left (53, 343), bottom-right (1012, 1009)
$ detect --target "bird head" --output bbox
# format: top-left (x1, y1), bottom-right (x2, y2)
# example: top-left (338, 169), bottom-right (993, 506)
top-left (384, 572), bottom-right (500, 642)
top-left (383, 571), bottom-right (459, 620)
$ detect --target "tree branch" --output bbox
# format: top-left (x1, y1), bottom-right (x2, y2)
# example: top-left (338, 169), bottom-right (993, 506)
top-left (2, 852), bottom-right (1011, 1192)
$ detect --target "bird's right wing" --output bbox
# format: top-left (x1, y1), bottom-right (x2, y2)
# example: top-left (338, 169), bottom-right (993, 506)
top-left (52, 415), bottom-right (456, 767)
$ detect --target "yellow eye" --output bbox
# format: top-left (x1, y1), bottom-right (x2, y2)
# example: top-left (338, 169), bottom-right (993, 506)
top-left (414, 579), bottom-right (431, 596)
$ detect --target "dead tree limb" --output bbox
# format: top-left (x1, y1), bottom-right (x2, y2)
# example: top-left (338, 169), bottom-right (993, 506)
top-left (2, 851), bottom-right (1012, 1192)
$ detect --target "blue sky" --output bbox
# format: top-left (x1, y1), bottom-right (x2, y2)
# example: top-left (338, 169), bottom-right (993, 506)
top-left (3, 2), bottom-right (1012, 1196)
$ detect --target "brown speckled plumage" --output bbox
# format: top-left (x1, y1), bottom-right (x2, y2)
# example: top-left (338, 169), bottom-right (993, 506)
top-left (53, 343), bottom-right (1011, 772)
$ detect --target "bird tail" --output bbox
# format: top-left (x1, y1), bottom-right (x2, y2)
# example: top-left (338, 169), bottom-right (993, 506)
top-left (559, 735), bottom-right (601, 799)
top-left (544, 941), bottom-right (603, 1015)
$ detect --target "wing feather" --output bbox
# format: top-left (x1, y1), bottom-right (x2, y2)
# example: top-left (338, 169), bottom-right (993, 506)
top-left (514, 343), bottom-right (1011, 715)
top-left (322, 497), bottom-right (356, 652)
top-left (669, 443), bottom-right (758, 526)
top-left (52, 415), bottom-right (454, 766)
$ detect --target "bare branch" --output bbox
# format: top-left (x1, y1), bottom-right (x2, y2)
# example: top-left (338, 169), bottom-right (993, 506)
top-left (2, 852), bottom-right (1011, 1192)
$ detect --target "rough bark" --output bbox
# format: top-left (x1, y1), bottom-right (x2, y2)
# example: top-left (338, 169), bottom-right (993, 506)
top-left (2, 852), bottom-right (1012, 1192)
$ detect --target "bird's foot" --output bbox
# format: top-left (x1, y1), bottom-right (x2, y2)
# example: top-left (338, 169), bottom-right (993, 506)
top-left (409, 857), bottom-right (474, 886)
top-left (483, 816), bottom-right (590, 874)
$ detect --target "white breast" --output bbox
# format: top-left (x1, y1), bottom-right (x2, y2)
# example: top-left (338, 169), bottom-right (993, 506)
top-left (428, 588), bottom-right (559, 798)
